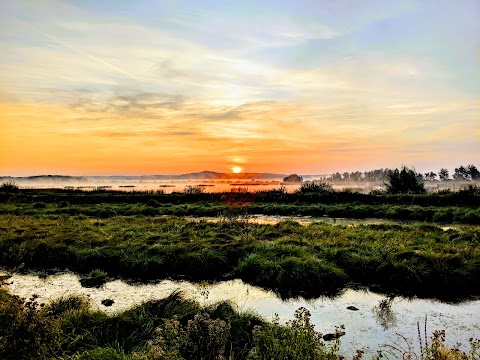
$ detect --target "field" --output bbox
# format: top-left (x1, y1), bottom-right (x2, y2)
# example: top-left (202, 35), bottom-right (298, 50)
top-left (1, 186), bottom-right (479, 359)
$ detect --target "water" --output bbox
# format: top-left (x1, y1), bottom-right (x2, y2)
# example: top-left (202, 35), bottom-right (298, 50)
top-left (186, 214), bottom-right (464, 230)
top-left (11, 178), bottom-right (383, 193)
top-left (14, 179), bottom-right (301, 193)
top-left (3, 272), bottom-right (479, 357)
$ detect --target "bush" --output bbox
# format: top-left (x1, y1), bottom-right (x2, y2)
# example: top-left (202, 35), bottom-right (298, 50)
top-left (0, 180), bottom-right (19, 192)
top-left (249, 307), bottom-right (336, 360)
top-left (0, 291), bottom-right (59, 359)
top-left (297, 182), bottom-right (333, 194)
top-left (80, 269), bottom-right (108, 287)
top-left (283, 174), bottom-right (303, 183)
top-left (385, 167), bottom-right (425, 194)
top-left (183, 186), bottom-right (205, 195)
top-left (146, 312), bottom-right (230, 359)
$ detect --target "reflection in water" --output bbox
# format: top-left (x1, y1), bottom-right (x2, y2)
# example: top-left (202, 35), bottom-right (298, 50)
top-left (3, 272), bottom-right (480, 358)
top-left (373, 297), bottom-right (397, 329)
top-left (187, 214), bottom-right (461, 230)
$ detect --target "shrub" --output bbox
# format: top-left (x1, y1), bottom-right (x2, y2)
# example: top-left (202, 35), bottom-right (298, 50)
top-left (183, 312), bottom-right (230, 359)
top-left (283, 174), bottom-right (303, 183)
top-left (297, 182), bottom-right (333, 194)
top-left (385, 167), bottom-right (425, 194)
top-left (80, 269), bottom-right (108, 287)
top-left (147, 312), bottom-right (230, 359)
top-left (0, 180), bottom-right (19, 192)
top-left (0, 291), bottom-right (59, 359)
top-left (183, 186), bottom-right (205, 195)
top-left (249, 307), bottom-right (336, 360)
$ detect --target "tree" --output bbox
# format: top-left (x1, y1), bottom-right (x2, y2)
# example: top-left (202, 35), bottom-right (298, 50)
top-left (385, 167), bottom-right (425, 194)
top-left (438, 168), bottom-right (449, 181)
top-left (453, 166), bottom-right (470, 180)
top-left (350, 171), bottom-right (362, 181)
top-left (283, 174), bottom-right (303, 183)
top-left (423, 172), bottom-right (437, 181)
top-left (330, 172), bottom-right (342, 181)
top-left (342, 172), bottom-right (350, 181)
top-left (467, 164), bottom-right (480, 180)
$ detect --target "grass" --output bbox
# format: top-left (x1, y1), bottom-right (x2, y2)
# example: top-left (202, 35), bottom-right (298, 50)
top-left (1, 214), bottom-right (479, 299)
top-left (1, 186), bottom-right (479, 358)
top-left (80, 269), bottom-right (109, 287)
top-left (1, 200), bottom-right (480, 224)
top-left (1, 186), bottom-right (480, 224)
top-left (1, 288), bottom-right (478, 360)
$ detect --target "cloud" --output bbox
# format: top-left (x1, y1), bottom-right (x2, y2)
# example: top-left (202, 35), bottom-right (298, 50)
top-left (0, 0), bottom-right (478, 174)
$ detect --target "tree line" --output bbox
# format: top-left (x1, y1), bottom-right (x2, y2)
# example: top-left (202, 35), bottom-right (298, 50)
top-left (324, 164), bottom-right (479, 182)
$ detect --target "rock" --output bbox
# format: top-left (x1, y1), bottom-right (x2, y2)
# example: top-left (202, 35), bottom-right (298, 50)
top-left (101, 299), bottom-right (114, 307)
top-left (80, 277), bottom-right (106, 288)
top-left (347, 306), bottom-right (359, 311)
top-left (0, 272), bottom-right (11, 282)
top-left (323, 332), bottom-right (346, 341)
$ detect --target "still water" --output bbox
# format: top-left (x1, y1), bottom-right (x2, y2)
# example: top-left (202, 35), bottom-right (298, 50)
top-left (3, 272), bottom-right (479, 357)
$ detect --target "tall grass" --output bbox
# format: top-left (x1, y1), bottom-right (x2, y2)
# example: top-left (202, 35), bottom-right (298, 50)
top-left (1, 289), bottom-right (477, 359)
top-left (1, 215), bottom-right (479, 299)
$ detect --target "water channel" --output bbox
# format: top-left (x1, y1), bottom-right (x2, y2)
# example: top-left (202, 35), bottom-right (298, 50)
top-left (3, 272), bottom-right (479, 357)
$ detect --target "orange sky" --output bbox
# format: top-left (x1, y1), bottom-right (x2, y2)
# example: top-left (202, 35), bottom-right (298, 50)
top-left (2, 99), bottom-right (477, 176)
top-left (1, 0), bottom-right (479, 176)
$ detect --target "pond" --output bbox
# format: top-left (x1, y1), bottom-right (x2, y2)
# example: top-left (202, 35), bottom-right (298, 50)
top-left (3, 272), bottom-right (479, 357)
top-left (185, 214), bottom-right (462, 230)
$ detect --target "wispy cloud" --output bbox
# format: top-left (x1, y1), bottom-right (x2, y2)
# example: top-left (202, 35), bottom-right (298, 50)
top-left (0, 0), bottom-right (478, 175)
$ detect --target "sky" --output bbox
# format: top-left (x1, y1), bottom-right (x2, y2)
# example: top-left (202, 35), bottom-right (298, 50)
top-left (0, 0), bottom-right (479, 176)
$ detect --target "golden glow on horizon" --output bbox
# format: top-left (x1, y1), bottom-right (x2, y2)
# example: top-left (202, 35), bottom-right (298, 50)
top-left (0, 100), bottom-right (478, 176)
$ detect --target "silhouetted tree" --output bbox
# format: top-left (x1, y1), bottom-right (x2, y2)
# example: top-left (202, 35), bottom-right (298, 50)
top-left (385, 167), bottom-right (425, 194)
top-left (283, 174), bottom-right (303, 183)
top-left (467, 164), bottom-right (480, 180)
top-left (438, 168), bottom-right (449, 181)
top-left (453, 166), bottom-right (470, 180)
top-left (423, 172), bottom-right (437, 181)
top-left (330, 172), bottom-right (342, 181)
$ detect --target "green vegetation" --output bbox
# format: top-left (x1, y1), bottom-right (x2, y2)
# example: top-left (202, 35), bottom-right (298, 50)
top-left (1, 215), bottom-right (479, 299)
top-left (385, 167), bottom-right (425, 194)
top-left (1, 289), bottom-right (478, 360)
top-left (80, 269), bottom-right (109, 287)
top-left (1, 184), bottom-right (480, 223)
top-left (0, 180), bottom-right (18, 192)
top-left (283, 174), bottom-right (303, 183)
top-left (323, 164), bottom-right (480, 182)
top-left (1, 180), bottom-right (479, 358)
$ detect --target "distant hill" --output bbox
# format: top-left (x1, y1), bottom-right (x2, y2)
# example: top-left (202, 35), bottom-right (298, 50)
top-left (90, 171), bottom-right (288, 180)
top-left (1, 171), bottom-right (290, 181)
top-left (1, 171), bottom-right (334, 183)
top-left (0, 175), bottom-right (86, 182)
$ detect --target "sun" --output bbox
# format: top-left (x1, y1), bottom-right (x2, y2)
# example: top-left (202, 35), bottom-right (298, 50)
top-left (232, 166), bottom-right (243, 174)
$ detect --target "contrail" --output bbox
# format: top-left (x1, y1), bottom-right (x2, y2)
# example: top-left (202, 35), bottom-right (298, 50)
top-left (201, 125), bottom-right (212, 151)
top-left (18, 18), bottom-right (141, 81)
